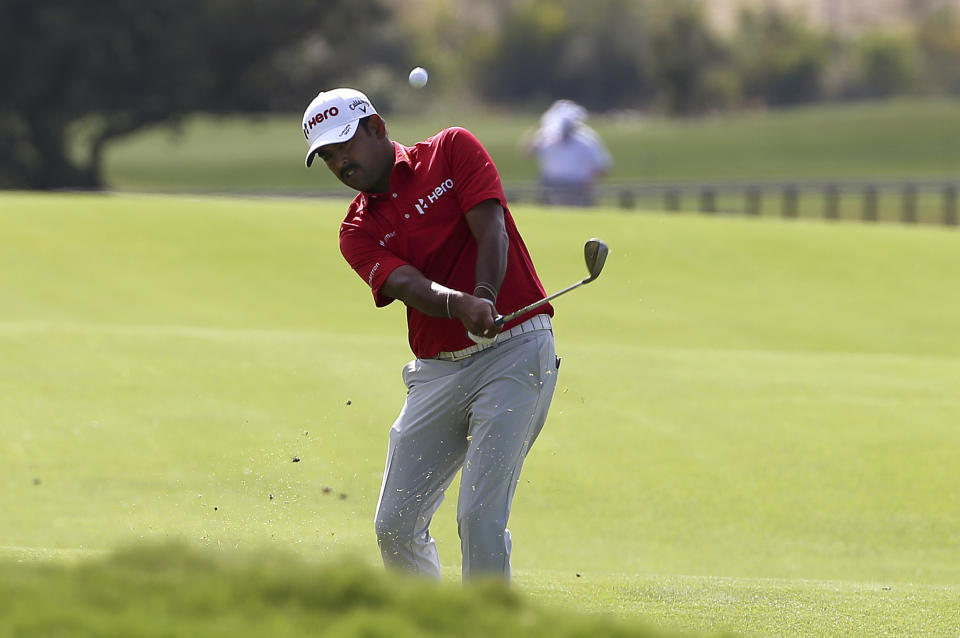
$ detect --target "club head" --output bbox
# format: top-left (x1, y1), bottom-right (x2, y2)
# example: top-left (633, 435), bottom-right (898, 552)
top-left (583, 238), bottom-right (608, 282)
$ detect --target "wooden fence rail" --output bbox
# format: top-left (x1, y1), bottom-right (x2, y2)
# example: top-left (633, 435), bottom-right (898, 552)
top-left (504, 180), bottom-right (960, 226)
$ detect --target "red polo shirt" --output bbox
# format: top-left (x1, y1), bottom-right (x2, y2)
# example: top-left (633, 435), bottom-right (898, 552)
top-left (339, 127), bottom-right (553, 359)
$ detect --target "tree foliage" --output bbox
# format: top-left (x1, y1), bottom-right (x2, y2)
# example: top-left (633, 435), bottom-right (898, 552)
top-left (647, 1), bottom-right (725, 115)
top-left (730, 8), bottom-right (830, 106)
top-left (471, 0), bottom-right (651, 110)
top-left (0, 0), bottom-right (388, 188)
top-left (914, 8), bottom-right (960, 94)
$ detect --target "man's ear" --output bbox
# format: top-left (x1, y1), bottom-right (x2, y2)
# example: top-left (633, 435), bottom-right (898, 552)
top-left (369, 114), bottom-right (388, 139)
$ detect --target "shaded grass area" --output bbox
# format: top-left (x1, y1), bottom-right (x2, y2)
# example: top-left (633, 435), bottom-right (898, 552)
top-left (0, 543), bottom-right (681, 638)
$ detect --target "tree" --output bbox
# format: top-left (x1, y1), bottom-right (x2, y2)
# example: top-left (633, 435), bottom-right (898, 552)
top-left (647, 1), bottom-right (726, 115)
top-left (856, 31), bottom-right (920, 98)
top-left (470, 0), bottom-right (651, 111)
top-left (0, 0), bottom-right (387, 189)
top-left (731, 7), bottom-right (829, 106)
top-left (915, 8), bottom-right (960, 94)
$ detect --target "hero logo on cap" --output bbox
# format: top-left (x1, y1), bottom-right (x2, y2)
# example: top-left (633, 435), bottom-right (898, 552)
top-left (303, 106), bottom-right (339, 138)
top-left (301, 88), bottom-right (378, 167)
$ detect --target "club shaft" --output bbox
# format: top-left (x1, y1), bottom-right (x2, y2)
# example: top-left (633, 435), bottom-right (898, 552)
top-left (496, 278), bottom-right (588, 325)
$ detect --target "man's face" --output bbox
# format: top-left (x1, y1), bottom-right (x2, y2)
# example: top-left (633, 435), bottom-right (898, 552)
top-left (313, 119), bottom-right (392, 193)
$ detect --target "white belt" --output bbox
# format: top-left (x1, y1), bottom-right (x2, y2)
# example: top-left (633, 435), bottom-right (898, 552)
top-left (432, 314), bottom-right (552, 362)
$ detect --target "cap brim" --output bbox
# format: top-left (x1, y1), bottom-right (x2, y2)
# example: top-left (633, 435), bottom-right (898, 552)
top-left (304, 119), bottom-right (360, 167)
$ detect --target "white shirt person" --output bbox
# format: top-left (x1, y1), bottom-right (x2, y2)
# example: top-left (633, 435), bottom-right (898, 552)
top-left (525, 100), bottom-right (612, 207)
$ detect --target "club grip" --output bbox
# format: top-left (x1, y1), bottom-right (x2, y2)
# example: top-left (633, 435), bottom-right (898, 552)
top-left (494, 315), bottom-right (504, 327)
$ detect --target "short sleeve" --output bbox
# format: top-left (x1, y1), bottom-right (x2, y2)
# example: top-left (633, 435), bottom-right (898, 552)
top-left (339, 216), bottom-right (409, 307)
top-left (443, 127), bottom-right (506, 213)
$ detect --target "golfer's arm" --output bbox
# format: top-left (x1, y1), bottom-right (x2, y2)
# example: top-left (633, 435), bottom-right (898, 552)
top-left (380, 198), bottom-right (505, 331)
top-left (381, 266), bottom-right (458, 318)
top-left (464, 199), bottom-right (508, 304)
top-left (381, 266), bottom-right (495, 336)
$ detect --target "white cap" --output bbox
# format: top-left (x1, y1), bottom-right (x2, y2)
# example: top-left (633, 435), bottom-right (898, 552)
top-left (302, 88), bottom-right (377, 167)
top-left (540, 99), bottom-right (587, 129)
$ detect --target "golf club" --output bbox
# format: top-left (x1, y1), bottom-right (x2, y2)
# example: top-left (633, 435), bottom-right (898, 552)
top-left (494, 237), bottom-right (608, 326)
top-left (466, 238), bottom-right (608, 344)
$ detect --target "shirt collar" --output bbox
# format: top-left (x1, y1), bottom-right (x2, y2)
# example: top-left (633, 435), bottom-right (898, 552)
top-left (368, 142), bottom-right (412, 200)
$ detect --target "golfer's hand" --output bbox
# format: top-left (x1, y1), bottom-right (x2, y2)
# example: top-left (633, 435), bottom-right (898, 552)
top-left (456, 295), bottom-right (501, 340)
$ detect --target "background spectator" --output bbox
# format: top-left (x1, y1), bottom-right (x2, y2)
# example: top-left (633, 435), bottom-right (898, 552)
top-left (524, 100), bottom-right (613, 207)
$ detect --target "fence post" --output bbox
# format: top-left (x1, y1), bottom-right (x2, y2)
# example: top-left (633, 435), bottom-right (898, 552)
top-left (782, 186), bottom-right (798, 218)
top-left (746, 187), bottom-right (762, 216)
top-left (902, 184), bottom-right (917, 224)
top-left (863, 186), bottom-right (878, 222)
top-left (700, 188), bottom-right (716, 213)
top-left (945, 185), bottom-right (958, 226)
top-left (547, 180), bottom-right (960, 226)
top-left (665, 190), bottom-right (680, 212)
top-left (824, 184), bottom-right (839, 220)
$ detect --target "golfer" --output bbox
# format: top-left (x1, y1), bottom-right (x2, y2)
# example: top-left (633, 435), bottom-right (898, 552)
top-left (302, 88), bottom-right (559, 581)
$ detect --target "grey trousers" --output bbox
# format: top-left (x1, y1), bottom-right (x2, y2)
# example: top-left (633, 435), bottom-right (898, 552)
top-left (373, 327), bottom-right (558, 580)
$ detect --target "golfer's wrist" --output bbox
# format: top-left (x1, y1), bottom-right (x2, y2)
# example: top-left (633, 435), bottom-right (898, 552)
top-left (473, 281), bottom-right (498, 303)
top-left (444, 292), bottom-right (493, 322)
top-left (444, 289), bottom-right (464, 320)
top-left (472, 297), bottom-right (496, 324)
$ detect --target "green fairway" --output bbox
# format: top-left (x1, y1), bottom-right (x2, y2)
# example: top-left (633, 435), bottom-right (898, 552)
top-left (2, 192), bottom-right (959, 636)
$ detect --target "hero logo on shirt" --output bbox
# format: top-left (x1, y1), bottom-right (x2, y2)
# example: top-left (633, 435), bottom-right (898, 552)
top-left (411, 178), bottom-right (455, 216)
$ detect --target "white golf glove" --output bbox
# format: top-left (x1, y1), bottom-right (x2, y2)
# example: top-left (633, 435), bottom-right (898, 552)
top-left (466, 298), bottom-right (498, 345)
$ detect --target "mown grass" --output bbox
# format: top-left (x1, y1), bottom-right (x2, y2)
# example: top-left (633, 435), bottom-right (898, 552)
top-left (2, 192), bottom-right (959, 636)
top-left (102, 98), bottom-right (960, 193)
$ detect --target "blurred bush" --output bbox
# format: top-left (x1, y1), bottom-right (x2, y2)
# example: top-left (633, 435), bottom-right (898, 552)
top-left (470, 0), bottom-right (653, 111)
top-left (915, 8), bottom-right (960, 94)
top-left (460, 0), bottom-right (960, 113)
top-left (730, 7), bottom-right (830, 106)
top-left (854, 31), bottom-right (922, 98)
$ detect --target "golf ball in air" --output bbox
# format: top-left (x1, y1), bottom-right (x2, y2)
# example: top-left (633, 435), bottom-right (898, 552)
top-left (408, 67), bottom-right (429, 88)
